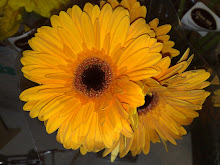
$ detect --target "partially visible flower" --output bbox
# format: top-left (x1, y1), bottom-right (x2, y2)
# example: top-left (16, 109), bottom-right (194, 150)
top-left (100, 0), bottom-right (147, 23)
top-left (0, 0), bottom-right (72, 40)
top-left (100, 0), bottom-right (179, 59)
top-left (20, 3), bottom-right (163, 153)
top-left (149, 18), bottom-right (180, 58)
top-left (103, 48), bottom-right (210, 160)
top-left (0, 5), bottom-right (22, 40)
top-left (7, 0), bottom-right (71, 18)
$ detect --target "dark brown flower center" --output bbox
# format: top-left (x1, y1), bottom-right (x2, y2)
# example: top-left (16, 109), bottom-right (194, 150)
top-left (137, 93), bottom-right (158, 115)
top-left (74, 57), bottom-right (112, 98)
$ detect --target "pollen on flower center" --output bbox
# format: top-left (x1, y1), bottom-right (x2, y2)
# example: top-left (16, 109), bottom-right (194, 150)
top-left (137, 93), bottom-right (158, 115)
top-left (74, 57), bottom-right (113, 98)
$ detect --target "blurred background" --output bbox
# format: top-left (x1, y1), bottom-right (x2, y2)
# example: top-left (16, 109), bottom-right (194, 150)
top-left (0, 0), bottom-right (219, 164)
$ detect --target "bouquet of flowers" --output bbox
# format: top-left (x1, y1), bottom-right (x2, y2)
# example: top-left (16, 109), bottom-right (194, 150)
top-left (18, 0), bottom-right (211, 162)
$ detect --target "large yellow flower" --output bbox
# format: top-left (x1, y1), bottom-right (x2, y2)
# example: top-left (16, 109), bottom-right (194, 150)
top-left (103, 48), bottom-right (210, 160)
top-left (20, 3), bottom-right (163, 152)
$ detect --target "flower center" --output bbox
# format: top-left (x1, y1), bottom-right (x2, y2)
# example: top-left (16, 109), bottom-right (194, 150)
top-left (137, 93), bottom-right (158, 115)
top-left (74, 57), bottom-right (112, 98)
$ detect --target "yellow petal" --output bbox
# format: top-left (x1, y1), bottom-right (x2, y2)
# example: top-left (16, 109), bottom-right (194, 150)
top-left (106, 7), bottom-right (127, 37)
top-left (46, 112), bottom-right (68, 134)
top-left (154, 56), bottom-right (171, 79)
top-left (20, 85), bottom-right (59, 101)
top-left (127, 67), bottom-right (159, 81)
top-left (117, 34), bottom-right (150, 66)
top-left (149, 42), bottom-right (163, 53)
top-left (177, 48), bottom-right (190, 63)
top-left (121, 118), bottom-right (133, 138)
top-left (120, 0), bottom-right (130, 10)
top-left (70, 128), bottom-right (81, 150)
top-left (70, 106), bottom-right (85, 132)
top-left (38, 95), bottom-right (72, 121)
top-left (57, 27), bottom-right (81, 54)
top-left (78, 111), bottom-right (94, 144)
top-left (37, 26), bottom-right (62, 49)
top-left (128, 52), bottom-right (162, 72)
top-left (59, 11), bottom-right (83, 50)
top-left (111, 143), bottom-right (119, 162)
top-left (91, 5), bottom-right (100, 25)
top-left (100, 1), bottom-right (106, 8)
top-left (50, 15), bottom-right (62, 31)
top-left (118, 48), bottom-right (149, 71)
top-left (80, 146), bottom-right (88, 155)
top-left (83, 3), bottom-right (93, 17)
top-left (110, 15), bottom-right (130, 55)
top-left (149, 18), bottom-right (159, 30)
top-left (100, 123), bottom-right (114, 148)
top-left (59, 99), bottom-right (81, 117)
top-left (99, 3), bottom-right (113, 49)
top-left (71, 5), bottom-right (83, 33)
top-left (29, 94), bottom-right (60, 118)
top-left (117, 93), bottom-right (144, 107)
top-left (82, 102), bottom-right (94, 123)
top-left (115, 97), bottom-right (129, 119)
top-left (157, 34), bottom-right (170, 42)
top-left (83, 113), bottom-right (97, 151)
top-left (106, 104), bottom-right (122, 132)
top-left (81, 12), bottom-right (95, 49)
top-left (28, 36), bottom-right (64, 57)
top-left (108, 0), bottom-right (120, 9)
top-left (155, 24), bottom-right (171, 36)
top-left (23, 101), bottom-right (38, 111)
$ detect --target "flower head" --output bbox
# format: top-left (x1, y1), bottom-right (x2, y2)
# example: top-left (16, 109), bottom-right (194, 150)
top-left (20, 3), bottom-right (163, 152)
top-left (103, 48), bottom-right (210, 160)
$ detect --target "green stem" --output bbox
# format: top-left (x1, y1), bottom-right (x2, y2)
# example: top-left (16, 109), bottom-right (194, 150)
top-left (178, 0), bottom-right (186, 18)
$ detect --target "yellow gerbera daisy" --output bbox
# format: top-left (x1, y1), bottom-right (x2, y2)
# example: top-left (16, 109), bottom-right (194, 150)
top-left (149, 18), bottom-right (180, 58)
top-left (103, 48), bottom-right (210, 160)
top-left (20, 3), bottom-right (163, 152)
top-left (100, 0), bottom-right (147, 23)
